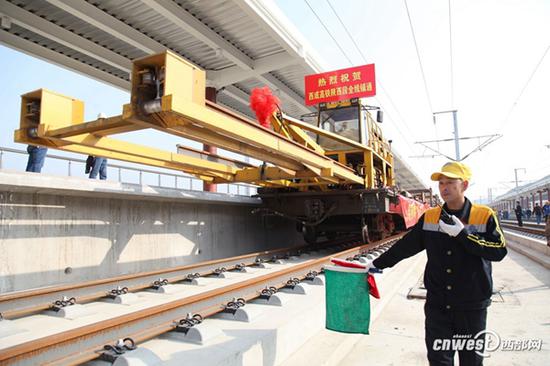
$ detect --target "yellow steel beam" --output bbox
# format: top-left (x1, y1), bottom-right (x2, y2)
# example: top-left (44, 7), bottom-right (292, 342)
top-left (15, 129), bottom-right (235, 182)
top-left (364, 150), bottom-right (375, 188)
top-left (125, 115), bottom-right (305, 172)
top-left (45, 115), bottom-right (145, 138)
top-left (141, 102), bottom-right (363, 184)
top-left (16, 131), bottom-right (220, 182)
top-left (56, 134), bottom-right (237, 176)
top-left (231, 165), bottom-right (341, 182)
top-left (16, 53), bottom-right (367, 188)
top-left (126, 51), bottom-right (363, 183)
top-left (283, 114), bottom-right (369, 152)
top-left (289, 182), bottom-right (335, 187)
top-left (248, 179), bottom-right (293, 187)
top-left (168, 102), bottom-right (333, 169)
top-left (270, 114), bottom-right (325, 155)
top-left (234, 166), bottom-right (296, 182)
top-left (283, 113), bottom-right (393, 177)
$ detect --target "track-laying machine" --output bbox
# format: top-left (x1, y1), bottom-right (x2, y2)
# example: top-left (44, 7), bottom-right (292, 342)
top-left (15, 51), bottom-right (426, 244)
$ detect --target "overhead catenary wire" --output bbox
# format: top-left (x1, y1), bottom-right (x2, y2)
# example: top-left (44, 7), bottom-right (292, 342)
top-left (448, 0), bottom-right (454, 108)
top-left (497, 42), bottom-right (550, 134)
top-left (303, 0), bottom-right (416, 153)
top-left (403, 0), bottom-right (434, 114)
top-left (308, 0), bottom-right (418, 154)
top-left (403, 0), bottom-right (442, 155)
top-left (303, 0), bottom-right (354, 65)
top-left (325, 0), bottom-right (418, 144)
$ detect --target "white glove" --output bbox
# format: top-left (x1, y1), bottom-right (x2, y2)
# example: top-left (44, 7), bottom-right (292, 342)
top-left (439, 215), bottom-right (464, 237)
top-left (363, 260), bottom-right (375, 271)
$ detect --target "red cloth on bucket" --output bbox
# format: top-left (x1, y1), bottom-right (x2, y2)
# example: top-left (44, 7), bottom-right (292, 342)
top-left (330, 258), bottom-right (365, 269)
top-left (367, 274), bottom-right (380, 299)
top-left (329, 258), bottom-right (381, 298)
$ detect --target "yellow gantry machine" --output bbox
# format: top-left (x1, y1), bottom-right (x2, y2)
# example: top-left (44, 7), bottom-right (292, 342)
top-left (16, 50), bottom-right (393, 191)
top-left (16, 51), bottom-right (397, 243)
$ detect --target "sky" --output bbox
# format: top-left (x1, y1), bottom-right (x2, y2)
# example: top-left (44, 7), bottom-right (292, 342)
top-left (0, 46), bottom-right (207, 189)
top-left (275, 0), bottom-right (550, 202)
top-left (1, 0), bottom-right (549, 201)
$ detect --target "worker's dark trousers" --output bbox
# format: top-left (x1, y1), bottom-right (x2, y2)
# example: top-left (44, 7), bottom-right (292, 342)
top-left (516, 214), bottom-right (523, 227)
top-left (424, 303), bottom-right (487, 366)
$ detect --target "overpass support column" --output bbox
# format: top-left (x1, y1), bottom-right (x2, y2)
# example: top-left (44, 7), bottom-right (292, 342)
top-left (203, 87), bottom-right (218, 192)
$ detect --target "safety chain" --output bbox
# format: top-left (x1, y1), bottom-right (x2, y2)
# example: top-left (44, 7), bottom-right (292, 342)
top-left (213, 267), bottom-right (227, 276)
top-left (346, 253), bottom-right (363, 261)
top-left (51, 296), bottom-right (76, 312)
top-left (234, 263), bottom-right (247, 272)
top-left (175, 313), bottom-right (203, 333)
top-left (107, 286), bottom-right (129, 298)
top-left (270, 254), bottom-right (289, 262)
top-left (285, 277), bottom-right (301, 289)
top-left (101, 337), bottom-right (137, 362)
top-left (259, 286), bottom-right (278, 300)
top-left (253, 258), bottom-right (266, 266)
top-left (184, 272), bottom-right (201, 282)
top-left (224, 297), bottom-right (246, 314)
top-left (152, 278), bottom-right (169, 289)
top-left (304, 271), bottom-right (319, 281)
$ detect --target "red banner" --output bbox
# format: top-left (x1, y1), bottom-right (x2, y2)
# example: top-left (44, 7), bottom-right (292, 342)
top-left (390, 195), bottom-right (430, 229)
top-left (304, 64), bottom-right (376, 106)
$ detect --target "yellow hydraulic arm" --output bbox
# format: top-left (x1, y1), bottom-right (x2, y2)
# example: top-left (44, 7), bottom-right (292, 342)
top-left (15, 51), bottom-right (368, 188)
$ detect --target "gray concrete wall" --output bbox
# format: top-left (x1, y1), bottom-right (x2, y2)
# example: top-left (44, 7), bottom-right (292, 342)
top-left (0, 171), bottom-right (301, 293)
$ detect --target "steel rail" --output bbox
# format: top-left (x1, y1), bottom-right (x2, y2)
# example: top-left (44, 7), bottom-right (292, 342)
top-left (500, 220), bottom-right (543, 229)
top-left (0, 234), bottom-right (402, 365)
top-left (0, 239), bottom-right (341, 319)
top-left (501, 223), bottom-right (545, 236)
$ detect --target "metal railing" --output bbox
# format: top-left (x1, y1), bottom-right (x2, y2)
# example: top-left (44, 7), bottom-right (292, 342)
top-left (0, 146), bottom-right (256, 196)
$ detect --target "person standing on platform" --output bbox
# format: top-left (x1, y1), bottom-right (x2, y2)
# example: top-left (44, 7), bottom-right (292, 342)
top-left (25, 145), bottom-right (48, 173)
top-left (543, 201), bottom-right (550, 246)
top-left (88, 156), bottom-right (107, 180)
top-left (515, 201), bottom-right (523, 227)
top-left (533, 203), bottom-right (542, 225)
top-left (363, 161), bottom-right (507, 366)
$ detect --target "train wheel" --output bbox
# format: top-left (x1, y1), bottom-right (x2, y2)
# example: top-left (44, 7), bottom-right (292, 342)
top-left (303, 225), bottom-right (317, 244)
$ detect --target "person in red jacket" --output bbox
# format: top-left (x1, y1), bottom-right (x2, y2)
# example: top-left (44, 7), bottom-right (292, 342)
top-left (366, 162), bottom-right (507, 366)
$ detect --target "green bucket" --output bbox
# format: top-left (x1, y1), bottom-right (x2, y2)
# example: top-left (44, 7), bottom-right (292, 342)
top-left (324, 265), bottom-right (371, 334)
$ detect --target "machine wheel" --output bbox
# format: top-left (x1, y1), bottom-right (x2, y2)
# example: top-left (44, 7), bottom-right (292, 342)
top-left (303, 225), bottom-right (317, 244)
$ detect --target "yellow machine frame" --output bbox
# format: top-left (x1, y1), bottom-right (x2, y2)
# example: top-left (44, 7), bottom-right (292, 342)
top-left (15, 51), bottom-right (394, 190)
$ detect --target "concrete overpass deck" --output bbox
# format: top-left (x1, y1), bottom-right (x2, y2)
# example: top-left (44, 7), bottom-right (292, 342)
top-left (0, 170), bottom-right (298, 293)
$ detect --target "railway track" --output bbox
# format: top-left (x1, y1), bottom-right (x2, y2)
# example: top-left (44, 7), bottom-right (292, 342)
top-left (0, 234), bottom-right (402, 365)
top-left (500, 222), bottom-right (545, 237)
top-left (0, 241), bottom-right (323, 320)
top-left (500, 219), bottom-right (544, 229)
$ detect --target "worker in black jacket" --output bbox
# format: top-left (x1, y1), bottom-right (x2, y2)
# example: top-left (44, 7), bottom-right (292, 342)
top-left (368, 161), bottom-right (507, 366)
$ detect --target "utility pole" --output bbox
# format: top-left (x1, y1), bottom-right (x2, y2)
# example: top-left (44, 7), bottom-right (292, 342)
top-left (413, 110), bottom-right (501, 161)
top-left (433, 110), bottom-right (460, 160)
top-left (433, 109), bottom-right (460, 161)
top-left (514, 168), bottom-right (526, 188)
